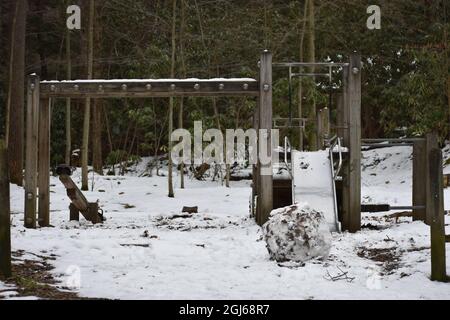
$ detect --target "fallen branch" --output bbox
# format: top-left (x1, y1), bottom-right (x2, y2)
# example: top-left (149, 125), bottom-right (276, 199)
top-left (324, 267), bottom-right (355, 282)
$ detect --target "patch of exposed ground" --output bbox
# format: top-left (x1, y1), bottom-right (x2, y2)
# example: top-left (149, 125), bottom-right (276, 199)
top-left (357, 246), bottom-right (402, 275)
top-left (0, 251), bottom-right (97, 300)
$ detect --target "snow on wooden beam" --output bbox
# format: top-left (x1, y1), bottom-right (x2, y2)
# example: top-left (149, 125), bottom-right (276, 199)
top-left (40, 78), bottom-right (259, 98)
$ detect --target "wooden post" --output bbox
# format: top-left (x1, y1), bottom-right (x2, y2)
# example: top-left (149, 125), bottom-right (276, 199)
top-left (425, 133), bottom-right (439, 225)
top-left (69, 204), bottom-right (80, 222)
top-left (317, 108), bottom-right (330, 149)
top-left (257, 51), bottom-right (273, 225)
top-left (24, 74), bottom-right (40, 229)
top-left (252, 101), bottom-right (260, 219)
top-left (341, 65), bottom-right (351, 230)
top-left (426, 133), bottom-right (447, 282)
top-left (413, 139), bottom-right (427, 221)
top-left (0, 140), bottom-right (12, 278)
top-left (345, 54), bottom-right (362, 233)
top-left (38, 98), bottom-right (51, 227)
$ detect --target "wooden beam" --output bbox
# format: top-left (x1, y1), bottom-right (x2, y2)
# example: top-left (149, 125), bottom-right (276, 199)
top-left (413, 139), bottom-right (427, 221)
top-left (40, 79), bottom-right (259, 99)
top-left (24, 75), bottom-right (40, 229)
top-left (317, 107), bottom-right (330, 149)
top-left (252, 101), bottom-right (260, 220)
top-left (257, 51), bottom-right (273, 225)
top-left (59, 174), bottom-right (102, 224)
top-left (38, 98), bottom-right (51, 227)
top-left (346, 54), bottom-right (362, 233)
top-left (427, 133), bottom-right (447, 282)
top-left (0, 139), bottom-right (12, 278)
top-left (341, 66), bottom-right (350, 231)
top-left (425, 133), bottom-right (439, 225)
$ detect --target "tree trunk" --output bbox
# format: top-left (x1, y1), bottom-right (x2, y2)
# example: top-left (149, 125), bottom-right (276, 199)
top-left (306, 0), bottom-right (317, 151)
top-left (178, 0), bottom-right (186, 189)
top-left (103, 107), bottom-right (114, 154)
top-left (92, 100), bottom-right (103, 174)
top-left (6, 0), bottom-right (27, 186)
top-left (92, 7), bottom-right (103, 175)
top-left (298, 0), bottom-right (308, 151)
top-left (65, 10), bottom-right (72, 165)
top-left (81, 0), bottom-right (94, 190)
top-left (168, 0), bottom-right (177, 198)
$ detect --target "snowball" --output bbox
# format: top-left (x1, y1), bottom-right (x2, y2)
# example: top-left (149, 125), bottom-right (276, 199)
top-left (262, 204), bottom-right (332, 263)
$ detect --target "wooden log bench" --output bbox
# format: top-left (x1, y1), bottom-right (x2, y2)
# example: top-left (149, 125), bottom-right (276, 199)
top-left (56, 165), bottom-right (104, 224)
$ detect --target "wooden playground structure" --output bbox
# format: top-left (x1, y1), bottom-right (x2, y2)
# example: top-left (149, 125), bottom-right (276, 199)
top-left (22, 51), bottom-right (448, 282)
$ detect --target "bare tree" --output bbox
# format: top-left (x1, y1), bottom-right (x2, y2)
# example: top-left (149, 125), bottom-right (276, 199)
top-left (65, 0), bottom-right (72, 165)
top-left (6, 0), bottom-right (27, 186)
top-left (92, 2), bottom-right (103, 175)
top-left (297, 0), bottom-right (308, 151)
top-left (306, 0), bottom-right (317, 151)
top-left (81, 0), bottom-right (95, 190)
top-left (178, 0), bottom-right (187, 189)
top-left (168, 0), bottom-right (177, 198)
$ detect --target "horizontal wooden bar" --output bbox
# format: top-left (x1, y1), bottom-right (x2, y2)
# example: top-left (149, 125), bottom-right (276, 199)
top-left (40, 79), bottom-right (259, 99)
top-left (446, 235), bottom-right (450, 243)
top-left (390, 206), bottom-right (425, 210)
top-left (361, 204), bottom-right (425, 212)
top-left (361, 204), bottom-right (390, 213)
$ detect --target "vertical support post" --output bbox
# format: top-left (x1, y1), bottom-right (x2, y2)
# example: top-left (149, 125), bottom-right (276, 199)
top-left (426, 133), bottom-right (447, 282)
top-left (317, 108), bottom-right (330, 149)
top-left (257, 50), bottom-right (273, 225)
top-left (344, 54), bottom-right (362, 233)
top-left (341, 66), bottom-right (350, 230)
top-left (413, 138), bottom-right (427, 221)
top-left (69, 204), bottom-right (80, 222)
top-left (24, 74), bottom-right (40, 229)
top-left (426, 133), bottom-right (439, 225)
top-left (0, 140), bottom-right (12, 278)
top-left (252, 101), bottom-right (260, 219)
top-left (38, 98), bottom-right (51, 227)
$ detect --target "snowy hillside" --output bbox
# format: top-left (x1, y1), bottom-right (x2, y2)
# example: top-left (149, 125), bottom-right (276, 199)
top-left (1, 147), bottom-right (449, 300)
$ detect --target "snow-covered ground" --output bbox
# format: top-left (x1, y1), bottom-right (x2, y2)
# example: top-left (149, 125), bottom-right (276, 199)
top-left (1, 147), bottom-right (450, 300)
